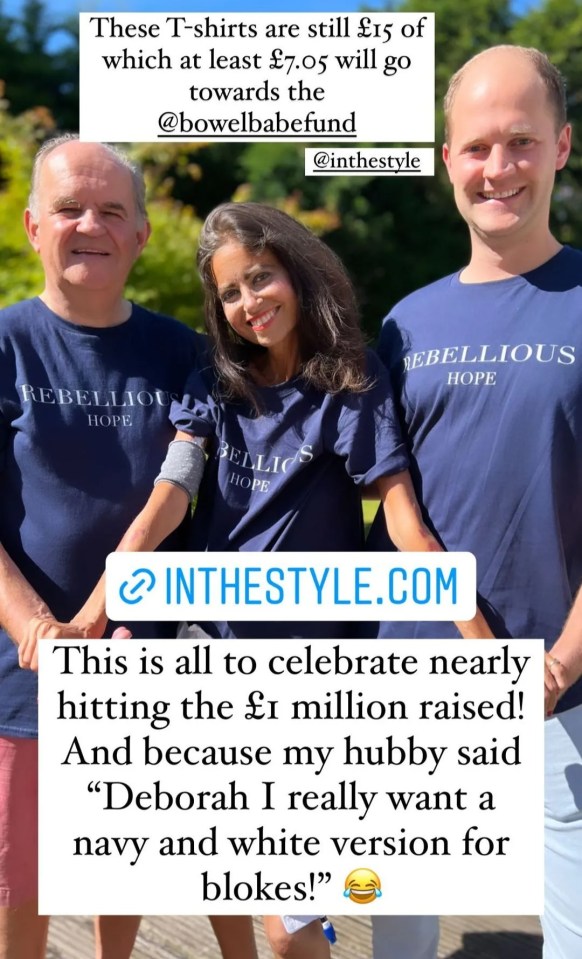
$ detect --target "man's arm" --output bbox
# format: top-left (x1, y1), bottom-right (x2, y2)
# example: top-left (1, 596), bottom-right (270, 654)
top-left (0, 543), bottom-right (93, 671)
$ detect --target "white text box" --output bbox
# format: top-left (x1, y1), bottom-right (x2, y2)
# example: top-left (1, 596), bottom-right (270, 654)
top-left (80, 13), bottom-right (434, 142)
top-left (305, 148), bottom-right (434, 176)
top-left (39, 639), bottom-right (543, 915)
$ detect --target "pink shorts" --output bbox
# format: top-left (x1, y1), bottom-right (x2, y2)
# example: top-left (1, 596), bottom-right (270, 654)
top-left (0, 735), bottom-right (38, 907)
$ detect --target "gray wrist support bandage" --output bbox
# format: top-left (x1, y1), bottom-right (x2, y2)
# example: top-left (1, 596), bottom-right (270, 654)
top-left (154, 439), bottom-right (206, 501)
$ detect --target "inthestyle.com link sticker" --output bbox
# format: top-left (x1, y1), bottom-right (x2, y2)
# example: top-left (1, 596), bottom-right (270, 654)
top-left (306, 148), bottom-right (434, 176)
top-left (105, 550), bottom-right (476, 621)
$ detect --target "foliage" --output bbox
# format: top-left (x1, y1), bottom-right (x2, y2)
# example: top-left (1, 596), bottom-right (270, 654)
top-left (0, 0), bottom-right (581, 334)
top-left (514, 0), bottom-right (582, 242)
top-left (124, 191), bottom-right (205, 329)
top-left (0, 105), bottom-right (47, 305)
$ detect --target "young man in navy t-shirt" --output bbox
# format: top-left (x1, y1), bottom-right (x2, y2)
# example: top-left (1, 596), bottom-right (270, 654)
top-left (369, 45), bottom-right (582, 958)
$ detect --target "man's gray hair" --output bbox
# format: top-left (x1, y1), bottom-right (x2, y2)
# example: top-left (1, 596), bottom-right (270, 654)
top-left (28, 134), bottom-right (148, 221)
top-left (444, 45), bottom-right (568, 142)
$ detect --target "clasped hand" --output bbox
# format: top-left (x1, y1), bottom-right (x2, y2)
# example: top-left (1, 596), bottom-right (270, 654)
top-left (18, 616), bottom-right (130, 672)
top-left (545, 652), bottom-right (568, 716)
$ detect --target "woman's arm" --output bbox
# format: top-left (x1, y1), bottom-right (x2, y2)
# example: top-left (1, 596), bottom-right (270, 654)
top-left (15, 469), bottom-right (192, 669)
top-left (377, 470), bottom-right (494, 640)
top-left (75, 431), bottom-right (203, 637)
top-left (75, 482), bottom-right (190, 637)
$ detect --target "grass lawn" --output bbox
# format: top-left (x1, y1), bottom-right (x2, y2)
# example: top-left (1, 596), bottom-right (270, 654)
top-left (363, 497), bottom-right (380, 534)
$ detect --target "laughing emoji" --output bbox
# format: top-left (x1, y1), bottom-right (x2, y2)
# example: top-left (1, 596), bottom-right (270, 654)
top-left (343, 868), bottom-right (382, 904)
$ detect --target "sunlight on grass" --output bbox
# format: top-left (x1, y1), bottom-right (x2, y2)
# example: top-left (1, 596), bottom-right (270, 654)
top-left (363, 498), bottom-right (379, 535)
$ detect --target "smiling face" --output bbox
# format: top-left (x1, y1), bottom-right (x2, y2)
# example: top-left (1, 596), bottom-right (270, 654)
top-left (24, 141), bottom-right (150, 318)
top-left (344, 868), bottom-right (382, 904)
top-left (212, 240), bottom-right (300, 360)
top-left (443, 50), bottom-right (570, 255)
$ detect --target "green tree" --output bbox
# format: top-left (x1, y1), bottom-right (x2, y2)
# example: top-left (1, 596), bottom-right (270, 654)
top-left (0, 105), bottom-right (46, 304)
top-left (514, 0), bottom-right (582, 243)
top-left (125, 193), bottom-right (205, 328)
top-left (0, 0), bottom-right (78, 129)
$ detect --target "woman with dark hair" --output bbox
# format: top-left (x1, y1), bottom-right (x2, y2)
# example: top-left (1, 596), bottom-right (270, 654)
top-left (198, 202), bottom-right (368, 409)
top-left (73, 201), bottom-right (492, 958)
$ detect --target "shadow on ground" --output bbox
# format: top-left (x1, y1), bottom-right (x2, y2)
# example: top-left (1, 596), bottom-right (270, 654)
top-left (447, 931), bottom-right (542, 959)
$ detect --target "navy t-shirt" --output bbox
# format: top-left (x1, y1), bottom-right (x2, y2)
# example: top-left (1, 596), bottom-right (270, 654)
top-left (172, 350), bottom-right (409, 638)
top-left (0, 298), bottom-right (203, 736)
top-left (367, 246), bottom-right (582, 712)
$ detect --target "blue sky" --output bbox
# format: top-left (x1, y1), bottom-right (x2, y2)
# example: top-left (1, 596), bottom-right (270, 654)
top-left (6, 0), bottom-right (385, 12)
top-left (4, 0), bottom-right (538, 15)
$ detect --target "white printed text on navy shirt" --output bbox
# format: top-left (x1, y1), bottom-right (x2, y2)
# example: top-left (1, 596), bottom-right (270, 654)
top-left (220, 439), bottom-right (314, 493)
top-left (19, 383), bottom-right (180, 427)
top-left (403, 342), bottom-right (575, 388)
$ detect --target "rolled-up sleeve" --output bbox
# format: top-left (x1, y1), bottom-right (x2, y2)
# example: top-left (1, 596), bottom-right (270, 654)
top-left (170, 367), bottom-right (218, 438)
top-left (331, 352), bottom-right (409, 485)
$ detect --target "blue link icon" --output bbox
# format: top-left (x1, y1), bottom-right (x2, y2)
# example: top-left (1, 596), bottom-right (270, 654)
top-left (119, 567), bottom-right (156, 605)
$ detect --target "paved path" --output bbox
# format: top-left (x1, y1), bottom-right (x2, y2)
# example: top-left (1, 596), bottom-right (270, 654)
top-left (47, 914), bottom-right (542, 958)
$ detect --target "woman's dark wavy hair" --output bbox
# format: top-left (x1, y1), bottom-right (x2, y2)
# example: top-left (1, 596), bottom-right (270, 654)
top-left (197, 202), bottom-right (369, 409)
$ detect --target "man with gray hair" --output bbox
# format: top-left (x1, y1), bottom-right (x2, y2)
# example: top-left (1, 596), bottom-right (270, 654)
top-left (369, 45), bottom-right (582, 957)
top-left (0, 137), bottom-right (256, 959)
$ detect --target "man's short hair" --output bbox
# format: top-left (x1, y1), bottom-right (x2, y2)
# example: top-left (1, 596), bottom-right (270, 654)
top-left (444, 45), bottom-right (568, 141)
top-left (28, 134), bottom-right (148, 222)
